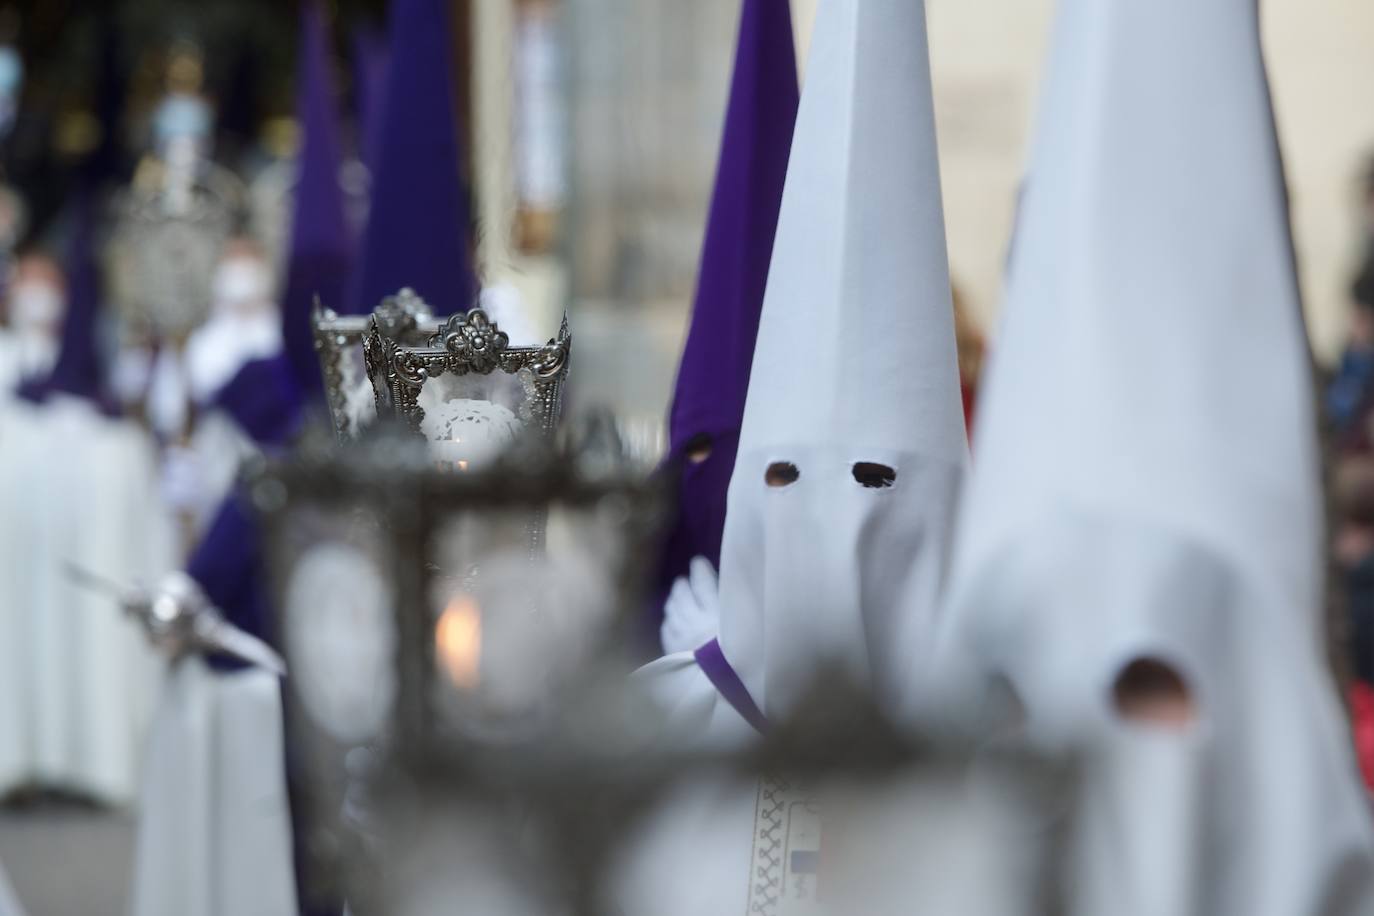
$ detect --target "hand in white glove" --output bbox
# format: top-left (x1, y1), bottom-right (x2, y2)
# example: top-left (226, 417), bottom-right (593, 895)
top-left (159, 445), bottom-right (207, 514)
top-left (660, 556), bottom-right (722, 656)
top-left (110, 345), bottom-right (155, 404)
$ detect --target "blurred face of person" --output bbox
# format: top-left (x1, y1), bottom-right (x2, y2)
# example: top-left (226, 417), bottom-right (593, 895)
top-left (210, 242), bottom-right (271, 319)
top-left (7, 254), bottom-right (66, 337)
top-left (1350, 306), bottom-right (1374, 349)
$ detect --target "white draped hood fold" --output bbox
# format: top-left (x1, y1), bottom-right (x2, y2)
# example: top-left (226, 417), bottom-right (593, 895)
top-left (936, 0), bottom-right (1374, 912)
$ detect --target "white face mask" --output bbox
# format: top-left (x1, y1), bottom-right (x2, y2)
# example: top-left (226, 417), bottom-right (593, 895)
top-left (153, 94), bottom-right (211, 149)
top-left (211, 257), bottom-right (271, 316)
top-left (9, 281), bottom-right (64, 333)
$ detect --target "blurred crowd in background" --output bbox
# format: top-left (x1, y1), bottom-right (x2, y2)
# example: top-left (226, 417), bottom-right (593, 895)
top-left (1328, 162), bottom-right (1374, 781)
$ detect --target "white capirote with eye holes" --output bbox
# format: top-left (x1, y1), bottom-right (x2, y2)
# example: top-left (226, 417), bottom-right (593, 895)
top-left (616, 3), bottom-right (971, 912)
top-left (711, 0), bottom-right (967, 722)
top-left (931, 0), bottom-right (1374, 913)
top-left (635, 0), bottom-right (966, 729)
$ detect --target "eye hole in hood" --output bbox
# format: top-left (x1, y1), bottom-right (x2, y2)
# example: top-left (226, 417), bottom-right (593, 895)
top-left (1113, 657), bottom-right (1196, 731)
top-left (853, 462), bottom-right (897, 489)
top-left (684, 433), bottom-right (713, 465)
top-left (766, 461), bottom-right (800, 488)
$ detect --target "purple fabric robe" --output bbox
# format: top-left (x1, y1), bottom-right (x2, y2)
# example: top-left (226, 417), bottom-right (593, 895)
top-left (16, 187), bottom-right (117, 414)
top-left (649, 0), bottom-right (799, 652)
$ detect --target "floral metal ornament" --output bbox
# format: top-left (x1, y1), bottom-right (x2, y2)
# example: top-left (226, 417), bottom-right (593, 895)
top-left (364, 306), bottom-right (572, 438)
top-left (435, 309), bottom-right (509, 373)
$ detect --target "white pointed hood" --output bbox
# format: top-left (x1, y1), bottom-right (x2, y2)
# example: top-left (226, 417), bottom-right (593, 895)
top-left (716, 0), bottom-right (966, 717)
top-left (954, 0), bottom-right (1318, 630)
top-left (937, 0), bottom-right (1374, 911)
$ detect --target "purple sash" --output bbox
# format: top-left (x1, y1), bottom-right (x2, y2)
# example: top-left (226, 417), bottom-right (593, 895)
top-left (693, 638), bottom-right (768, 733)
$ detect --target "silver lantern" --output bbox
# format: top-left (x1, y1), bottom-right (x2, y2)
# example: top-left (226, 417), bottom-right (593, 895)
top-left (252, 424), bottom-right (665, 910)
top-left (313, 287), bottom-right (440, 440)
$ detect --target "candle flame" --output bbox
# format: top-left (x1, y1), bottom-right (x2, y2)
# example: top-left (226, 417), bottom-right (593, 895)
top-left (436, 594), bottom-right (482, 688)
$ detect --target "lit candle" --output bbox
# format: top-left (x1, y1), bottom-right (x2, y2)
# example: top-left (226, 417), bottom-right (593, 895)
top-left (436, 594), bottom-right (482, 688)
top-left (431, 437), bottom-right (472, 474)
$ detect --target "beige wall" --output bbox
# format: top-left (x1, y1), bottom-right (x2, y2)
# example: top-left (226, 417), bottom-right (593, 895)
top-left (1267, 1), bottom-right (1374, 361)
top-left (792, 0), bottom-right (1374, 363)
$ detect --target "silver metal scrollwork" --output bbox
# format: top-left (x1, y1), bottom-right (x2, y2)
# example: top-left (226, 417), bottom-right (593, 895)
top-left (314, 288), bottom-right (440, 439)
top-left (363, 304), bottom-right (572, 438)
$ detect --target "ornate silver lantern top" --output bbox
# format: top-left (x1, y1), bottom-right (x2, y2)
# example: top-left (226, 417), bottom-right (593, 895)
top-left (313, 287), bottom-right (439, 439)
top-left (363, 300), bottom-right (571, 464)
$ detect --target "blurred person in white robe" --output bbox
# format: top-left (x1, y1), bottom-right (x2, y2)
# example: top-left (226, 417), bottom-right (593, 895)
top-left (152, 237), bottom-right (283, 535)
top-left (0, 191), bottom-right (171, 805)
top-left (611, 0), bottom-right (969, 911)
top-left (130, 6), bottom-right (354, 915)
top-left (930, 0), bottom-right (1374, 913)
top-left (0, 253), bottom-right (65, 398)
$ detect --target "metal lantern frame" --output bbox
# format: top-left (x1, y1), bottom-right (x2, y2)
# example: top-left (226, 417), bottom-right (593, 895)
top-left (252, 429), bottom-right (668, 905)
top-left (313, 287), bottom-right (441, 439)
top-left (362, 305), bottom-right (572, 440)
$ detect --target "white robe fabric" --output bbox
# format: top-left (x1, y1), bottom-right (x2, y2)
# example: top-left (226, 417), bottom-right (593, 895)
top-left (615, 0), bottom-right (967, 910)
top-left (0, 395), bottom-right (171, 803)
top-left (0, 327), bottom-right (57, 395)
top-left (0, 858), bottom-right (23, 916)
top-left (932, 1), bottom-right (1374, 913)
top-left (129, 656), bottom-right (297, 916)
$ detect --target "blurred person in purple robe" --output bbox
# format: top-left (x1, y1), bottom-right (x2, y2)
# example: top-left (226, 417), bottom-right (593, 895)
top-left (653, 0), bottom-right (799, 658)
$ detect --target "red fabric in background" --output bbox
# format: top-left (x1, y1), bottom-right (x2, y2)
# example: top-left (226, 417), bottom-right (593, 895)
top-left (962, 382), bottom-right (976, 440)
top-left (1350, 682), bottom-right (1374, 790)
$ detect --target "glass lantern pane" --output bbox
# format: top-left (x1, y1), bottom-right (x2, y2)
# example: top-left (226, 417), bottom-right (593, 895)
top-left (278, 503), bottom-right (397, 748)
top-left (417, 371), bottom-right (534, 471)
top-left (336, 341), bottom-right (377, 434)
top-left (427, 497), bottom-right (626, 741)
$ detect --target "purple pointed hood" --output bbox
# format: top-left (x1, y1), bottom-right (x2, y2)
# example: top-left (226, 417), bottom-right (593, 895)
top-left (651, 0), bottom-right (799, 649)
top-left (281, 0), bottom-right (353, 401)
top-left (16, 188), bottom-right (113, 412)
top-left (351, 24), bottom-right (389, 173)
top-left (348, 0), bottom-right (478, 315)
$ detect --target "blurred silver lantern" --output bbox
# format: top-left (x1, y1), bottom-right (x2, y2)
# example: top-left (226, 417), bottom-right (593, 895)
top-left (363, 301), bottom-right (571, 464)
top-left (106, 142), bottom-right (245, 340)
top-left (251, 423), bottom-right (666, 909)
top-left (313, 287), bottom-right (440, 439)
